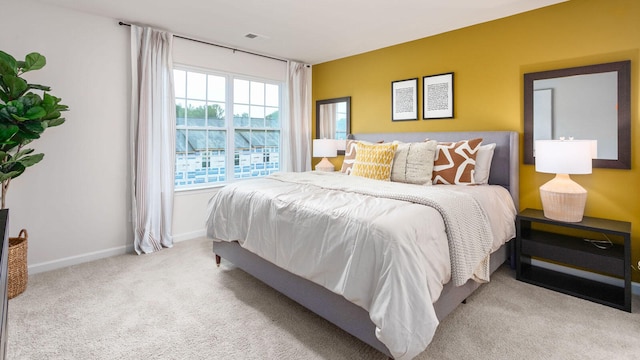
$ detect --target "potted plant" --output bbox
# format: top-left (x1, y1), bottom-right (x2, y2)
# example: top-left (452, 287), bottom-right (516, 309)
top-left (0, 50), bottom-right (68, 297)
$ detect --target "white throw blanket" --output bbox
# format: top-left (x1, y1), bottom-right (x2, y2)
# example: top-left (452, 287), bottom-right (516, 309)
top-left (268, 171), bottom-right (494, 286)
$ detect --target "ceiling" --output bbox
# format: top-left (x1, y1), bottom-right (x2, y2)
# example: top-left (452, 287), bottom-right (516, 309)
top-left (36, 0), bottom-right (566, 64)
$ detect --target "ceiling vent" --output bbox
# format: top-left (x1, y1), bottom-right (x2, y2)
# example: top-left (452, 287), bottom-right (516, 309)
top-left (245, 33), bottom-right (259, 39)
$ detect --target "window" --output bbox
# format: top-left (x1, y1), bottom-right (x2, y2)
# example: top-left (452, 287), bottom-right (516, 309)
top-left (174, 68), bottom-right (281, 189)
top-left (335, 101), bottom-right (348, 140)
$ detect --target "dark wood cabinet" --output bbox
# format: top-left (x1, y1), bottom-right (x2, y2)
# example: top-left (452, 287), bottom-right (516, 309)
top-left (516, 208), bottom-right (631, 312)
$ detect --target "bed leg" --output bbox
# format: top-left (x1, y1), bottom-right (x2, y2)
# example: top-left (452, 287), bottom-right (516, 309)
top-left (215, 254), bottom-right (221, 267)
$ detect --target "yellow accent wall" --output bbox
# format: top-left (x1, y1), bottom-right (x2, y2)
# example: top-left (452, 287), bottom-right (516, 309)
top-left (312, 0), bottom-right (640, 281)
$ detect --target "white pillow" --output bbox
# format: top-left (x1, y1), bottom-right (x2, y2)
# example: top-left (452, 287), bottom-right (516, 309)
top-left (474, 143), bottom-right (496, 185)
top-left (391, 140), bottom-right (437, 185)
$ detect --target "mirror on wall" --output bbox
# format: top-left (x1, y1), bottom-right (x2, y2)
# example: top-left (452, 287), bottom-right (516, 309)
top-left (524, 60), bottom-right (630, 169)
top-left (316, 97), bottom-right (350, 155)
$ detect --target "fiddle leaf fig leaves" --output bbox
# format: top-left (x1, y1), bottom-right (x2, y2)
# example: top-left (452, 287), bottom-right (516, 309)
top-left (23, 53), bottom-right (46, 72)
top-left (23, 120), bottom-right (45, 133)
top-left (25, 106), bottom-right (46, 120)
top-left (17, 153), bottom-right (43, 167)
top-left (4, 75), bottom-right (28, 99)
top-left (0, 124), bottom-right (18, 144)
top-left (46, 117), bottom-right (65, 127)
top-left (0, 170), bottom-right (22, 183)
top-left (28, 83), bottom-right (51, 92)
top-left (0, 51), bottom-right (17, 77)
top-left (0, 50), bottom-right (68, 208)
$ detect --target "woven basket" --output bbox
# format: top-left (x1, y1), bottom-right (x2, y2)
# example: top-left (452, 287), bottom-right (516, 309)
top-left (8, 229), bottom-right (28, 299)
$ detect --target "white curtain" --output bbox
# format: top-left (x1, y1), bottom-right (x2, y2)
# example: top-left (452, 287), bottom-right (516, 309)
top-left (319, 103), bottom-right (337, 139)
top-left (282, 61), bottom-right (312, 172)
top-left (130, 25), bottom-right (176, 254)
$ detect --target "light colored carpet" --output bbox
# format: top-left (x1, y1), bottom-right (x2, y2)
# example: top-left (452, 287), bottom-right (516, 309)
top-left (7, 237), bottom-right (640, 359)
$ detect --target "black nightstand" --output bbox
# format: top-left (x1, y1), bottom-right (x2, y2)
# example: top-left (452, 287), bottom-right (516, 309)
top-left (516, 208), bottom-right (631, 312)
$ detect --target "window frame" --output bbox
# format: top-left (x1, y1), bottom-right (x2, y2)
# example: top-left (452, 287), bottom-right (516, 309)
top-left (174, 64), bottom-right (283, 191)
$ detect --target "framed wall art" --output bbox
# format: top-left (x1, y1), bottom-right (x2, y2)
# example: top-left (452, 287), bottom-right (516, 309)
top-left (391, 78), bottom-right (418, 121)
top-left (423, 72), bottom-right (454, 119)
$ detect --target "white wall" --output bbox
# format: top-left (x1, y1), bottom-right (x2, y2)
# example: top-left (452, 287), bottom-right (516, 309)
top-left (1, 0), bottom-right (132, 273)
top-left (173, 37), bottom-right (287, 81)
top-left (1, 0), bottom-right (290, 274)
top-left (173, 189), bottom-right (218, 242)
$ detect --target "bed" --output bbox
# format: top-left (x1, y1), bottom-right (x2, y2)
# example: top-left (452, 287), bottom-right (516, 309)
top-left (207, 131), bottom-right (519, 359)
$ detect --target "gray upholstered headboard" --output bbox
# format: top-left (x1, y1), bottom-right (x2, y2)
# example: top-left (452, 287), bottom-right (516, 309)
top-left (351, 131), bottom-right (519, 208)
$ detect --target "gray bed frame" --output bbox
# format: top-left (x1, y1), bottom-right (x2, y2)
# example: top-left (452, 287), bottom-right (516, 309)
top-left (212, 131), bottom-right (519, 358)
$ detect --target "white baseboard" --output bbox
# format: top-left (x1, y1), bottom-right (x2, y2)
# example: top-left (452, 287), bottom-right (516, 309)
top-left (29, 244), bottom-right (133, 275)
top-left (28, 230), bottom-right (206, 275)
top-left (531, 259), bottom-right (640, 296)
top-left (173, 229), bottom-right (206, 242)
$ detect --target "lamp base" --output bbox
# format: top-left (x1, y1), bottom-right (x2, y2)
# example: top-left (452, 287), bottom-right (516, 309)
top-left (315, 157), bottom-right (335, 172)
top-left (539, 174), bottom-right (587, 223)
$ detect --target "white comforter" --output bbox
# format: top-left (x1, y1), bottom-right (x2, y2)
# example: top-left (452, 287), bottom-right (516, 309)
top-left (206, 172), bottom-right (516, 360)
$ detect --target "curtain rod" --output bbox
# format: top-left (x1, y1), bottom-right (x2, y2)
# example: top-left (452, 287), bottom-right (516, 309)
top-left (118, 21), bottom-right (290, 64)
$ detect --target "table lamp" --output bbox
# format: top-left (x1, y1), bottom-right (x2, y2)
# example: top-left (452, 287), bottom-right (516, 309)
top-left (534, 139), bottom-right (595, 222)
top-left (313, 139), bottom-right (337, 172)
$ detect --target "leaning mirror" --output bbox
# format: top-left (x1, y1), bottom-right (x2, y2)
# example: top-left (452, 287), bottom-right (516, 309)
top-left (316, 97), bottom-right (350, 155)
top-left (524, 60), bottom-right (630, 169)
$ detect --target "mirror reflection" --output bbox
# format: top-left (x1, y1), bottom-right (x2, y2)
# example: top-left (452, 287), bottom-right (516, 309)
top-left (316, 97), bottom-right (350, 154)
top-left (533, 72), bottom-right (617, 159)
top-left (524, 61), bottom-right (630, 169)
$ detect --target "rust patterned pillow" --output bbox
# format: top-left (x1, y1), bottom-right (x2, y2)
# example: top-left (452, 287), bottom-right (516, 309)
top-left (340, 139), bottom-right (360, 174)
top-left (432, 138), bottom-right (483, 185)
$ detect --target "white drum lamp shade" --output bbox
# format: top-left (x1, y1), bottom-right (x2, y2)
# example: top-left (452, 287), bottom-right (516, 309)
top-left (313, 139), bottom-right (337, 172)
top-left (534, 140), bottom-right (595, 222)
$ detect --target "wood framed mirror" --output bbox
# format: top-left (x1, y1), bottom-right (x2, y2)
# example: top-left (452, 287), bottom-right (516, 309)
top-left (523, 60), bottom-right (631, 169)
top-left (316, 97), bottom-right (350, 155)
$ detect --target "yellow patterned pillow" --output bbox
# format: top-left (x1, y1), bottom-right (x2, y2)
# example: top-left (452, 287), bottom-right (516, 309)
top-left (340, 139), bottom-right (384, 174)
top-left (350, 142), bottom-right (398, 181)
